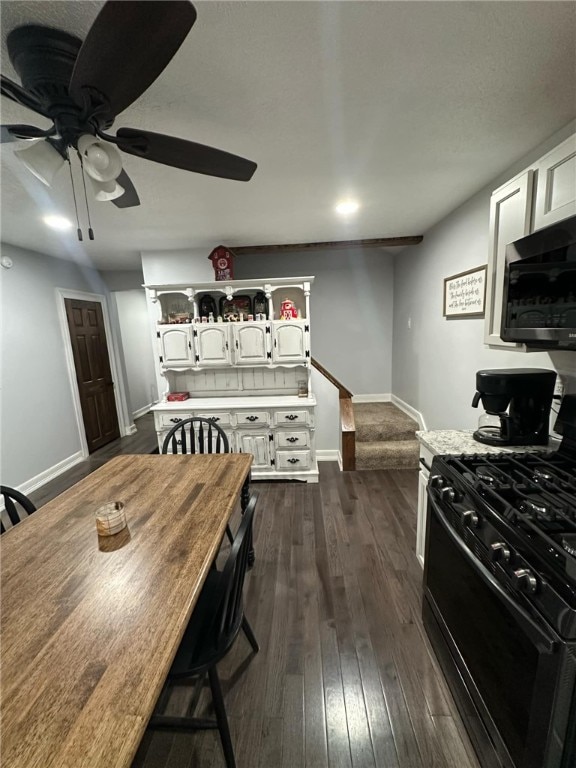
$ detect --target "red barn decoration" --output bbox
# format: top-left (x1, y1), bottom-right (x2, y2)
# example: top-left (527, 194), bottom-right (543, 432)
top-left (208, 245), bottom-right (235, 281)
top-left (280, 298), bottom-right (299, 319)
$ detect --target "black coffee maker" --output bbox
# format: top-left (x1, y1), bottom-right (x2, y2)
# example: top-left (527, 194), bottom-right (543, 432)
top-left (471, 368), bottom-right (557, 446)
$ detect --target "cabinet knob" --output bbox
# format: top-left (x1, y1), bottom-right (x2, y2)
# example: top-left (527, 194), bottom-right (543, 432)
top-left (170, 418), bottom-right (182, 424)
top-left (285, 414), bottom-right (298, 421)
top-left (287, 457), bottom-right (300, 464)
top-left (246, 415), bottom-right (259, 422)
top-left (287, 437), bottom-right (299, 443)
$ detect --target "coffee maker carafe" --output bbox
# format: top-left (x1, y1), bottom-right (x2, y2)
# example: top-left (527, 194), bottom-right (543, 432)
top-left (472, 368), bottom-right (556, 446)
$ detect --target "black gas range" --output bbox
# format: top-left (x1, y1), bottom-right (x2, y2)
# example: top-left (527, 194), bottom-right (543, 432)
top-left (423, 395), bottom-right (576, 768)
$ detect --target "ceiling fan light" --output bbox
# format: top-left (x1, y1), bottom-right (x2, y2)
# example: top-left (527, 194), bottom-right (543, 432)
top-left (14, 140), bottom-right (64, 186)
top-left (90, 177), bottom-right (125, 202)
top-left (78, 134), bottom-right (123, 182)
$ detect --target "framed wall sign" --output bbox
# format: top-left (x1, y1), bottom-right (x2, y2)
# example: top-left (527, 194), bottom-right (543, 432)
top-left (443, 265), bottom-right (487, 318)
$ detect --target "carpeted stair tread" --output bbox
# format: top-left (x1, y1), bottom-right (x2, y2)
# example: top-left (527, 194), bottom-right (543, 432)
top-left (354, 402), bottom-right (419, 443)
top-left (355, 439), bottom-right (420, 471)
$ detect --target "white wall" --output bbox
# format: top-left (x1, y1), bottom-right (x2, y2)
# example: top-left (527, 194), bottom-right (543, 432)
top-left (392, 122), bottom-right (576, 431)
top-left (112, 290), bottom-right (158, 418)
top-left (0, 243), bottom-right (129, 488)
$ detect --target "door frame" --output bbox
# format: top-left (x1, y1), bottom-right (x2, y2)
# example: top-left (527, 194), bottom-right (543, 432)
top-left (56, 288), bottom-right (132, 459)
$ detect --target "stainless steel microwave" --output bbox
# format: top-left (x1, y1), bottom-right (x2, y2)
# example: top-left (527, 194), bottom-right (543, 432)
top-left (501, 215), bottom-right (576, 349)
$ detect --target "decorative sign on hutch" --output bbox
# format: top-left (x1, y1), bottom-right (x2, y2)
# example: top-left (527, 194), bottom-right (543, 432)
top-left (208, 245), bottom-right (235, 281)
top-left (145, 276), bottom-right (318, 483)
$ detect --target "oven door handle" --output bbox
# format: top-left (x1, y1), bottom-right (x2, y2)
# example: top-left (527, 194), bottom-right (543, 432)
top-left (428, 493), bottom-right (558, 652)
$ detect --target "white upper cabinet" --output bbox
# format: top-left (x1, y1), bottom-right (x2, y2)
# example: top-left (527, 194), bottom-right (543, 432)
top-left (484, 171), bottom-right (533, 347)
top-left (484, 132), bottom-right (576, 348)
top-left (232, 322), bottom-right (270, 365)
top-left (194, 325), bottom-right (232, 367)
top-left (533, 134), bottom-right (576, 231)
top-left (272, 321), bottom-right (308, 363)
top-left (159, 326), bottom-right (194, 366)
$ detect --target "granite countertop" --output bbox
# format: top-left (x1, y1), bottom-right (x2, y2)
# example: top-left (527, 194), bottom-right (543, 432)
top-left (416, 429), bottom-right (561, 456)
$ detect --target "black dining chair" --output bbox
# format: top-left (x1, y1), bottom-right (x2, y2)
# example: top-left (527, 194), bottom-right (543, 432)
top-left (161, 416), bottom-right (230, 456)
top-left (149, 492), bottom-right (259, 768)
top-left (161, 417), bottom-right (255, 563)
top-left (0, 486), bottom-right (37, 534)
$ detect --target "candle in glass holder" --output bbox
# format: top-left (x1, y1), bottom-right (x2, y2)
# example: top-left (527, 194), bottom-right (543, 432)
top-left (95, 501), bottom-right (126, 536)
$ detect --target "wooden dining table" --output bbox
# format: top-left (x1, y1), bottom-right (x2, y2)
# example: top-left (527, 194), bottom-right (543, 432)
top-left (0, 452), bottom-right (253, 768)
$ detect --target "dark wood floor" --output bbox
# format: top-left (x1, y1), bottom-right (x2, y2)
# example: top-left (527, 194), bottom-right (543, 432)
top-left (29, 421), bottom-right (480, 768)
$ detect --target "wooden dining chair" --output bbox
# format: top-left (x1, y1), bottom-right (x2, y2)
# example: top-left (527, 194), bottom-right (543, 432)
top-left (149, 492), bottom-right (259, 768)
top-left (0, 486), bottom-right (37, 534)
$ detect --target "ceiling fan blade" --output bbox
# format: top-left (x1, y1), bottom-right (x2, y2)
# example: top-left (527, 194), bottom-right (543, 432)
top-left (115, 128), bottom-right (258, 182)
top-left (1, 75), bottom-right (50, 117)
top-left (111, 169), bottom-right (140, 208)
top-left (1, 124), bottom-right (54, 143)
top-left (69, 1), bottom-right (196, 120)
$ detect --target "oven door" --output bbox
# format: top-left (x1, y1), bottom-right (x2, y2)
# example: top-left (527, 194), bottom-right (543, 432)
top-left (423, 492), bottom-right (575, 768)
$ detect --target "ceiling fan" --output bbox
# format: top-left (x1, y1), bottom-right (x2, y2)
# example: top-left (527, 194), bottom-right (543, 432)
top-left (1, 0), bottom-right (257, 215)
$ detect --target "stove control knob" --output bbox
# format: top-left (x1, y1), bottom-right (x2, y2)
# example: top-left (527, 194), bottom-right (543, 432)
top-left (440, 487), bottom-right (461, 503)
top-left (460, 510), bottom-right (479, 528)
top-left (489, 541), bottom-right (511, 563)
top-left (430, 475), bottom-right (445, 489)
top-left (512, 568), bottom-right (538, 594)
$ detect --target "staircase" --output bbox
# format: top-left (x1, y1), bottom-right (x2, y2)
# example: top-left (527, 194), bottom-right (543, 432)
top-left (354, 402), bottom-right (420, 470)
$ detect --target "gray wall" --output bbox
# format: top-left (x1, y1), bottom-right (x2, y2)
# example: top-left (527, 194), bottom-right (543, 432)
top-left (0, 243), bottom-right (126, 487)
top-left (100, 269), bottom-right (145, 292)
top-left (112, 289), bottom-right (158, 417)
top-left (236, 248), bottom-right (395, 396)
top-left (392, 122), bottom-right (576, 431)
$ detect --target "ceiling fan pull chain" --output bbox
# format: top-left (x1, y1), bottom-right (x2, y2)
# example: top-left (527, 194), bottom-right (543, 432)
top-left (67, 153), bottom-right (83, 242)
top-left (77, 152), bottom-right (95, 241)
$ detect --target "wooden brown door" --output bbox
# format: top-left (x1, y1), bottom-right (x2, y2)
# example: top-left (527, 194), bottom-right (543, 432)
top-left (65, 298), bottom-right (120, 453)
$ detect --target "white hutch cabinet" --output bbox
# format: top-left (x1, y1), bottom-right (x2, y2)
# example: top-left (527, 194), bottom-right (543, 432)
top-left (145, 276), bottom-right (318, 482)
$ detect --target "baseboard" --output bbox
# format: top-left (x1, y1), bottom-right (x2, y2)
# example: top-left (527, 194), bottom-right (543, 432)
top-left (133, 403), bottom-right (153, 420)
top-left (316, 450), bottom-right (339, 462)
top-left (391, 394), bottom-right (427, 430)
top-left (18, 451), bottom-right (85, 496)
top-left (352, 393), bottom-right (392, 403)
top-left (125, 423), bottom-right (138, 436)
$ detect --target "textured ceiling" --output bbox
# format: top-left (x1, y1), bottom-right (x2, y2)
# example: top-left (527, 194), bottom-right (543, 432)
top-left (1, 1), bottom-right (575, 270)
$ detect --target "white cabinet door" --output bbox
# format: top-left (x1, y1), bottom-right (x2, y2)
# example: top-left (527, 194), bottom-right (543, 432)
top-left (272, 321), bottom-right (308, 363)
top-left (533, 134), bottom-right (576, 231)
top-left (416, 467), bottom-right (430, 568)
top-left (484, 171), bottom-right (533, 347)
top-left (158, 326), bottom-right (194, 366)
top-left (195, 325), bottom-right (231, 367)
top-left (236, 430), bottom-right (271, 468)
top-left (233, 323), bottom-right (270, 365)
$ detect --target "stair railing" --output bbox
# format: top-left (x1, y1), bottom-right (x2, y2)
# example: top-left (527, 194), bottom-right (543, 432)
top-left (311, 358), bottom-right (355, 471)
